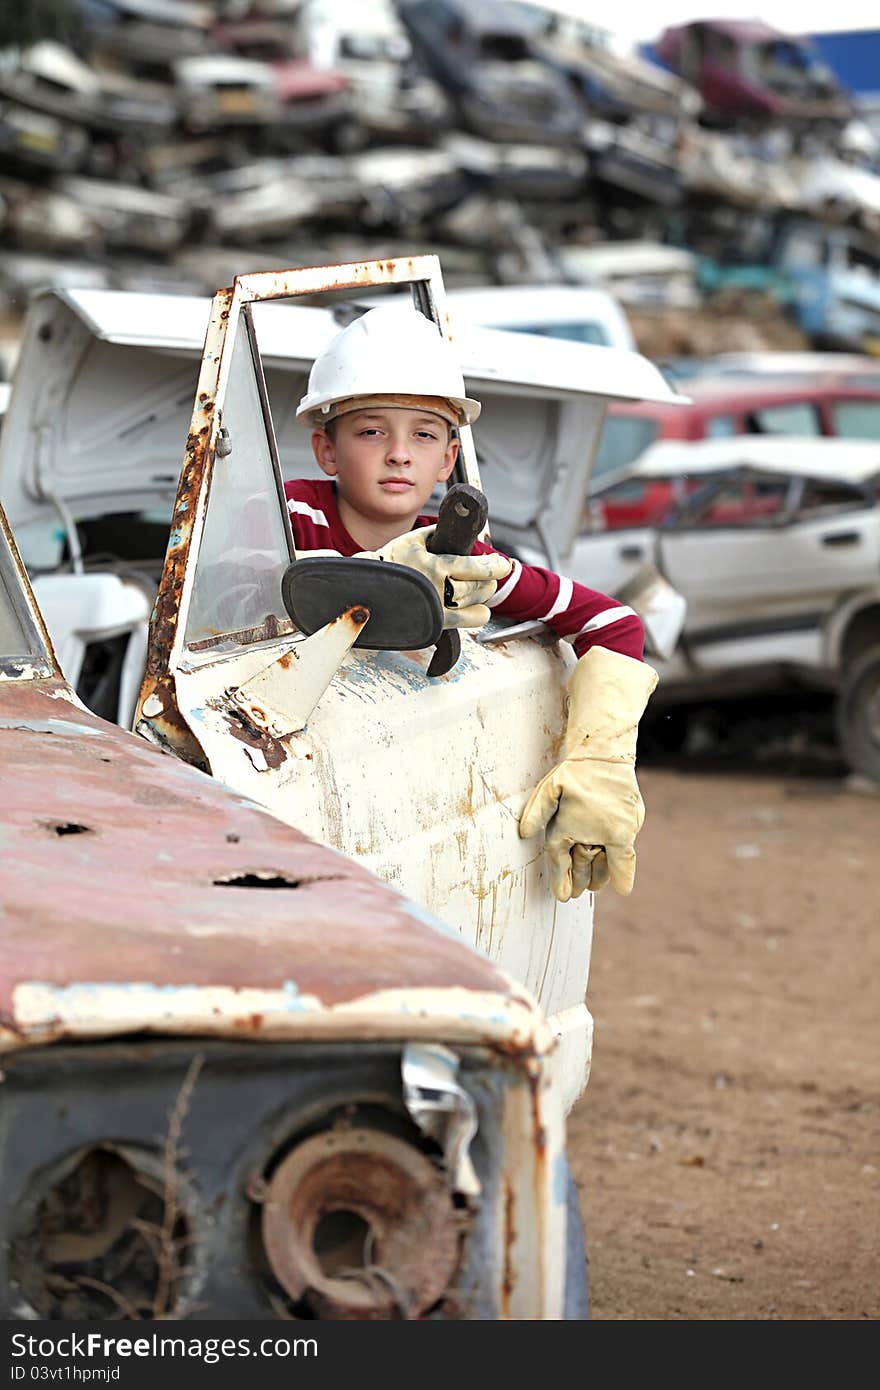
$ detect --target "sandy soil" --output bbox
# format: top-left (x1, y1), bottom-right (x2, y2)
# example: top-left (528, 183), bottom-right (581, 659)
top-left (566, 758), bottom-right (880, 1321)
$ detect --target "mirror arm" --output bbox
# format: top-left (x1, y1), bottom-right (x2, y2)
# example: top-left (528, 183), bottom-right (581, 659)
top-left (228, 605), bottom-right (370, 738)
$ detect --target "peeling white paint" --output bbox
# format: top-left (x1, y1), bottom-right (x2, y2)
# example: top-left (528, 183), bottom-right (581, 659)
top-left (5, 980), bottom-right (557, 1057)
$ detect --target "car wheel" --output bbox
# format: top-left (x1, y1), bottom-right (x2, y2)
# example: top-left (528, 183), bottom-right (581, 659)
top-left (836, 644), bottom-right (880, 784)
top-left (563, 1161), bottom-right (590, 1320)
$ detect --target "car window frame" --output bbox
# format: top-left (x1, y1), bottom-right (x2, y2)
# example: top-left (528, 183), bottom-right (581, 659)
top-left (660, 467), bottom-right (799, 532)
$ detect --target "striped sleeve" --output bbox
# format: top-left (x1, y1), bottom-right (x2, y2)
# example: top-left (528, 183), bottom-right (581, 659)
top-left (474, 541), bottom-right (645, 661)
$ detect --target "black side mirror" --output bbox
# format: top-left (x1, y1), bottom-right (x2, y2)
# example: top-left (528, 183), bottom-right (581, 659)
top-left (280, 556), bottom-right (444, 651)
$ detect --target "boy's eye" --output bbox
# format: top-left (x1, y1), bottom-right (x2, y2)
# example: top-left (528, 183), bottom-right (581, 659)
top-left (415, 429), bottom-right (439, 441)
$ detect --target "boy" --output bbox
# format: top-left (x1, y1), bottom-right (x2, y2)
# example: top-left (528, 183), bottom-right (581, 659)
top-left (286, 305), bottom-right (658, 903)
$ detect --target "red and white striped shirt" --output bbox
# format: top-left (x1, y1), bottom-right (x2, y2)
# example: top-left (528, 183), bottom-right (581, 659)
top-left (284, 479), bottom-right (644, 661)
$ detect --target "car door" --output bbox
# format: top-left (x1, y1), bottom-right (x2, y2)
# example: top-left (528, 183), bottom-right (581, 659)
top-left (658, 468), bottom-right (880, 672)
top-left (133, 256), bottom-right (603, 1116)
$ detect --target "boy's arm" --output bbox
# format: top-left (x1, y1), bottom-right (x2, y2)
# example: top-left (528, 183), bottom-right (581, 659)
top-left (476, 544), bottom-right (657, 902)
top-left (476, 544), bottom-right (645, 660)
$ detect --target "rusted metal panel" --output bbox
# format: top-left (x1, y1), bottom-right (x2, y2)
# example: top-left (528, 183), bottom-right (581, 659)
top-left (0, 679), bottom-right (552, 1054)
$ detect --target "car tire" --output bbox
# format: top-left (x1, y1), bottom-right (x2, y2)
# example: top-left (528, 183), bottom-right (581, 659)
top-left (836, 644), bottom-right (880, 784)
top-left (563, 1161), bottom-right (590, 1320)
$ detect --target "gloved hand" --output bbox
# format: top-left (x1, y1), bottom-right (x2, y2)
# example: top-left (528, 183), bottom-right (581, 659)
top-left (519, 646), bottom-right (659, 901)
top-left (358, 526), bottom-right (511, 631)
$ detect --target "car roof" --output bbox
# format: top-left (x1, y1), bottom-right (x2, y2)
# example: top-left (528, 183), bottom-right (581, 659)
top-left (597, 436), bottom-right (880, 487)
top-left (443, 283), bottom-right (628, 320)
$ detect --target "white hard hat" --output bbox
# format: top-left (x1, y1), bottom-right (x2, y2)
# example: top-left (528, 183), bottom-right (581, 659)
top-left (296, 305), bottom-right (481, 427)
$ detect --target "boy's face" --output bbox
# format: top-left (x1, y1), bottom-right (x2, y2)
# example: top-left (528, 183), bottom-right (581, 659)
top-left (312, 407), bottom-right (458, 534)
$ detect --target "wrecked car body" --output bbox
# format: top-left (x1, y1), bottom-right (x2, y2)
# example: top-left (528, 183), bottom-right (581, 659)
top-left (0, 100), bottom-right (90, 177)
top-left (0, 498), bottom-right (584, 1320)
top-left (294, 0), bottom-right (453, 146)
top-left (0, 38), bottom-right (179, 143)
top-left (570, 435), bottom-right (880, 782)
top-left (210, 18), bottom-right (355, 148)
top-left (654, 19), bottom-right (854, 130)
top-left (396, 0), bottom-right (584, 146)
top-left (507, 1), bottom-right (700, 124)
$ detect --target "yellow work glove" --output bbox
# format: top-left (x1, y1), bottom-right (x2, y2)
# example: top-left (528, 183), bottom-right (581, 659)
top-left (358, 526), bottom-right (511, 631)
top-left (519, 646), bottom-right (659, 901)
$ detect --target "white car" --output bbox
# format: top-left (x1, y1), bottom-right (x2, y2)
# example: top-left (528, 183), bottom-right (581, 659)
top-left (551, 436), bottom-right (880, 781)
top-left (356, 281), bottom-right (637, 351)
top-left (440, 283), bottom-right (637, 350)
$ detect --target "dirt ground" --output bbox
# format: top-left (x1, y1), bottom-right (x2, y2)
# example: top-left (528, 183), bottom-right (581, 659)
top-left (566, 746), bottom-right (880, 1321)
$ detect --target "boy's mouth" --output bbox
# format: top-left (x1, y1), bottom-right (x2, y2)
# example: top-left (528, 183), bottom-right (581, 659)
top-left (379, 478), bottom-right (415, 493)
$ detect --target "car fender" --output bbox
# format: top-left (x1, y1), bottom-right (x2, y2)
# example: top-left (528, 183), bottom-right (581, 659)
top-left (823, 586), bottom-right (880, 671)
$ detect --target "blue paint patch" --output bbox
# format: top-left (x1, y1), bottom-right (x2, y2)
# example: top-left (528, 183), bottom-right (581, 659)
top-left (553, 1149), bottom-right (569, 1202)
top-left (341, 645), bottom-right (476, 695)
top-left (397, 895), bottom-right (461, 941)
top-left (176, 499), bottom-right (188, 513)
top-left (168, 527), bottom-right (184, 549)
top-left (0, 719), bottom-right (104, 738)
top-left (28, 979), bottom-right (315, 1014)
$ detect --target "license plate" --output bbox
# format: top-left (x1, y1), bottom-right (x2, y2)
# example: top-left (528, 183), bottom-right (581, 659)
top-left (218, 90), bottom-right (257, 114)
top-left (18, 128), bottom-right (60, 153)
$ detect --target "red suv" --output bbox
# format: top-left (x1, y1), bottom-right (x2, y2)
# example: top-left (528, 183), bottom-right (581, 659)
top-left (590, 375), bottom-right (880, 529)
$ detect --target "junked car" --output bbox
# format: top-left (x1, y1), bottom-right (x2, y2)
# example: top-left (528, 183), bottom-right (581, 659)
top-left (565, 436), bottom-right (880, 782)
top-left (589, 372), bottom-right (880, 515)
top-left (211, 17), bottom-right (354, 148)
top-left (654, 19), bottom-right (853, 130)
top-left (697, 215), bottom-right (880, 356)
top-left (512, 0), bottom-right (702, 124)
top-left (555, 240), bottom-right (701, 310)
top-left (435, 283), bottom-right (636, 350)
top-left (0, 495), bottom-right (588, 1321)
top-left (0, 260), bottom-right (685, 1156)
top-left (396, 0), bottom-right (585, 146)
top-left (174, 54), bottom-right (280, 132)
top-left (294, 0), bottom-right (453, 145)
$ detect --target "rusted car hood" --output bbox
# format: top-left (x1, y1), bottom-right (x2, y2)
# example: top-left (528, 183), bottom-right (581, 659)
top-left (0, 679), bottom-right (537, 1053)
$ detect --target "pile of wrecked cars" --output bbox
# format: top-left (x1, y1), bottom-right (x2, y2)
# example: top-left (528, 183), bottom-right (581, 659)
top-left (0, 255), bottom-right (684, 1320)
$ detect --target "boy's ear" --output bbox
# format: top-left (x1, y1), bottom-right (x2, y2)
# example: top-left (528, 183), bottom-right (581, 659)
top-left (311, 428), bottom-right (337, 476)
top-left (437, 435), bottom-right (459, 482)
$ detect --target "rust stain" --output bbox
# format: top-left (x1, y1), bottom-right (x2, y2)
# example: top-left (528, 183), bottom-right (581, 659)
top-left (136, 673), bottom-right (207, 771)
top-left (501, 1176), bottom-right (516, 1319)
top-left (219, 701), bottom-right (288, 770)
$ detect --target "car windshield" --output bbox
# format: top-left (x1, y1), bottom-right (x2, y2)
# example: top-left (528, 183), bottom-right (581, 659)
top-left (593, 414), bottom-right (659, 480)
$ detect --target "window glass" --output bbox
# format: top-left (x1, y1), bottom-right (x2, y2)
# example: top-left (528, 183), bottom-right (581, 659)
top-left (506, 321), bottom-right (608, 346)
top-left (593, 415), bottom-right (659, 479)
top-left (748, 402), bottom-right (819, 434)
top-left (831, 400), bottom-right (880, 439)
top-left (687, 476), bottom-right (789, 527)
top-left (705, 414), bottom-right (737, 438)
top-left (185, 317), bottom-right (292, 650)
top-left (797, 479), bottom-right (866, 515)
top-left (597, 480), bottom-right (648, 503)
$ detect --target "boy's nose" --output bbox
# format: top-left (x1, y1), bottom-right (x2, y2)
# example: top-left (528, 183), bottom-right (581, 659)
top-left (385, 438), bottom-right (411, 465)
